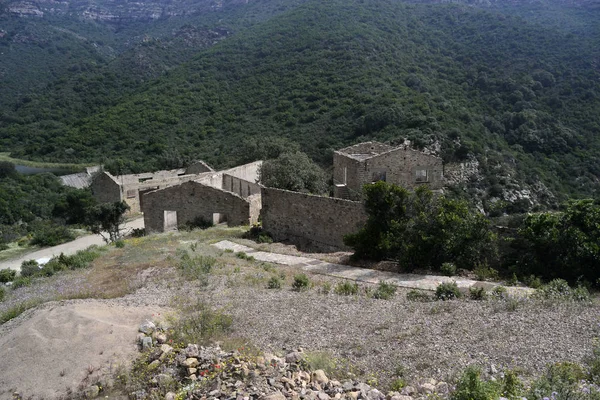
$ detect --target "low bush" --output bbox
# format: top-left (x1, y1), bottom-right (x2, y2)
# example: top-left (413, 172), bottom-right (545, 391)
top-left (115, 240), bottom-right (125, 248)
top-left (440, 262), bottom-right (457, 277)
top-left (267, 276), bottom-right (282, 289)
top-left (236, 252), bottom-right (256, 261)
top-left (528, 362), bottom-right (586, 400)
top-left (11, 276), bottom-right (31, 289)
top-left (451, 366), bottom-right (500, 400)
top-left (0, 286), bottom-right (5, 302)
top-left (390, 378), bottom-right (406, 391)
top-left (406, 289), bottom-right (432, 302)
top-left (0, 243), bottom-right (8, 251)
top-left (131, 228), bottom-right (146, 237)
top-left (20, 260), bottom-right (40, 277)
top-left (474, 265), bottom-right (499, 281)
top-left (372, 281), bottom-right (397, 300)
top-left (169, 303), bottom-right (233, 346)
top-left (182, 216), bottom-right (213, 231)
top-left (179, 253), bottom-right (216, 282)
top-left (523, 274), bottom-right (543, 289)
top-left (0, 269), bottom-right (16, 283)
top-left (469, 286), bottom-right (487, 300)
top-left (537, 279), bottom-right (591, 302)
top-left (30, 223), bottom-right (74, 247)
top-left (435, 282), bottom-right (462, 301)
top-left (335, 281), bottom-right (359, 296)
top-left (491, 286), bottom-right (508, 298)
top-left (292, 274), bottom-right (310, 291)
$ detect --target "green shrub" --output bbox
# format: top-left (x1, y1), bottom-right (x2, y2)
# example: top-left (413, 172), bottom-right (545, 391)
top-left (492, 285), bottom-right (508, 298)
top-left (501, 369), bottom-right (524, 399)
top-left (469, 286), bottom-right (487, 300)
top-left (292, 274), bottom-right (310, 291)
top-left (335, 281), bottom-right (359, 296)
top-left (0, 243), bottom-right (8, 251)
top-left (0, 286), bottom-right (5, 302)
top-left (115, 239), bottom-right (125, 248)
top-left (586, 342), bottom-right (600, 383)
top-left (474, 265), bottom-right (499, 281)
top-left (0, 269), bottom-right (16, 283)
top-left (523, 274), bottom-right (543, 289)
top-left (236, 252), bottom-right (256, 261)
top-left (11, 276), bottom-right (31, 289)
top-left (528, 362), bottom-right (585, 400)
top-left (179, 253), bottom-right (216, 281)
top-left (169, 303), bottom-right (233, 346)
top-left (30, 223), bottom-right (74, 247)
top-left (536, 279), bottom-right (590, 302)
top-left (435, 282), bottom-right (462, 301)
top-left (373, 281), bottom-right (397, 300)
top-left (182, 216), bottom-right (213, 231)
top-left (320, 283), bottom-right (331, 294)
top-left (440, 262), bottom-right (457, 277)
top-left (20, 260), bottom-right (40, 277)
top-left (406, 289), bottom-right (432, 302)
top-left (390, 378), bottom-right (406, 391)
top-left (267, 276), bottom-right (282, 289)
top-left (131, 228), bottom-right (145, 237)
top-left (451, 366), bottom-right (500, 400)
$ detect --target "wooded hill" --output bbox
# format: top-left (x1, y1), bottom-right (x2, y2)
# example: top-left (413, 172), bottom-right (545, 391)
top-left (0, 0), bottom-right (599, 209)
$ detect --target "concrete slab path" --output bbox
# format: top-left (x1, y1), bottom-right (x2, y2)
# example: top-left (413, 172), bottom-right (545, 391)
top-left (213, 240), bottom-right (534, 296)
top-left (0, 218), bottom-right (145, 271)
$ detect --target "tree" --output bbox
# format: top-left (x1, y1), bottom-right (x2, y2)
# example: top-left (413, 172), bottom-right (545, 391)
top-left (258, 151), bottom-right (328, 195)
top-left (512, 199), bottom-right (600, 283)
top-left (344, 182), bottom-right (497, 271)
top-left (85, 201), bottom-right (130, 243)
top-left (53, 189), bottom-right (97, 225)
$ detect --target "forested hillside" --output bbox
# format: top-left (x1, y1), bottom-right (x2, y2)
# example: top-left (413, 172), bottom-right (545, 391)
top-left (0, 0), bottom-right (599, 209)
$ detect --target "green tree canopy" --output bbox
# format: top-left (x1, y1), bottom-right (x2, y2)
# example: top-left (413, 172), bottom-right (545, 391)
top-left (258, 151), bottom-right (328, 195)
top-left (345, 182), bottom-right (497, 271)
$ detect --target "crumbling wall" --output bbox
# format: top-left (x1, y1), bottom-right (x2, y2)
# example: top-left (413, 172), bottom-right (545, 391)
top-left (261, 187), bottom-right (367, 251)
top-left (222, 161), bottom-right (262, 183)
top-left (365, 148), bottom-right (444, 191)
top-left (90, 172), bottom-right (122, 204)
top-left (222, 174), bottom-right (261, 198)
top-left (143, 182), bottom-right (253, 233)
top-left (333, 153), bottom-right (364, 201)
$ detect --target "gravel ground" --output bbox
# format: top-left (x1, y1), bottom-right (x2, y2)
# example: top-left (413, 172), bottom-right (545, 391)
top-left (198, 272), bottom-right (600, 387)
top-left (1, 235), bottom-right (599, 395)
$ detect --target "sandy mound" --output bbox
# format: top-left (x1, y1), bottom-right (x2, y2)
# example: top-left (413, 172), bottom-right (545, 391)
top-left (0, 300), bottom-right (168, 400)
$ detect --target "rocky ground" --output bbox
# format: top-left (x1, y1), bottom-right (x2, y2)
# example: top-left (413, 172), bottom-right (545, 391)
top-left (0, 228), bottom-right (598, 399)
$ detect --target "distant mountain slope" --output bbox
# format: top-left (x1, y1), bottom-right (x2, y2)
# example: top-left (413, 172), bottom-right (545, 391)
top-left (0, 0), bottom-right (599, 209)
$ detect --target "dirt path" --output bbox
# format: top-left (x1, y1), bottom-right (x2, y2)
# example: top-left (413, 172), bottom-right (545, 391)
top-left (0, 299), bottom-right (168, 400)
top-left (0, 218), bottom-right (145, 271)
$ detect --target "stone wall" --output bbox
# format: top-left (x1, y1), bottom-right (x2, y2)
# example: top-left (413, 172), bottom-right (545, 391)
top-left (222, 174), bottom-right (261, 198)
top-left (222, 161), bottom-right (262, 183)
top-left (365, 147), bottom-right (444, 190)
top-left (333, 147), bottom-right (444, 200)
top-left (90, 172), bottom-right (122, 204)
top-left (261, 187), bottom-right (367, 251)
top-left (143, 181), bottom-right (256, 233)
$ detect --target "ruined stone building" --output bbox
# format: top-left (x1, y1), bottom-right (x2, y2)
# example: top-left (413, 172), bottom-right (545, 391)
top-left (90, 161), bottom-right (215, 213)
top-left (142, 162), bottom-right (262, 232)
top-left (88, 141), bottom-right (445, 250)
top-left (332, 141), bottom-right (443, 200)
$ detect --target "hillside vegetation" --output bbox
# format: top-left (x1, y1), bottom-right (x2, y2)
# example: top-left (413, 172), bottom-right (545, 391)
top-left (0, 0), bottom-right (599, 206)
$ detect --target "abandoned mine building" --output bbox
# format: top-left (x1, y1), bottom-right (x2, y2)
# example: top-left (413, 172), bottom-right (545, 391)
top-left (88, 141), bottom-right (445, 250)
top-left (332, 141), bottom-right (444, 200)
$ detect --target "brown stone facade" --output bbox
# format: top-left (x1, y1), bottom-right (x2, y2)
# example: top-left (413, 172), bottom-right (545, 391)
top-left (333, 141), bottom-right (444, 200)
top-left (143, 181), bottom-right (259, 233)
top-left (260, 187), bottom-right (367, 251)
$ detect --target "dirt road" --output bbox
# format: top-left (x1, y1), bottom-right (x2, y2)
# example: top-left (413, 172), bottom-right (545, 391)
top-left (0, 218), bottom-right (144, 271)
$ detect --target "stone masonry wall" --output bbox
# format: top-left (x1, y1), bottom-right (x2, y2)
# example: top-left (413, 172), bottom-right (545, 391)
top-left (332, 153), bottom-right (364, 201)
top-left (261, 187), bottom-right (367, 251)
top-left (90, 172), bottom-right (122, 204)
top-left (365, 148), bottom-right (444, 191)
top-left (222, 174), bottom-right (261, 198)
top-left (143, 181), bottom-right (253, 233)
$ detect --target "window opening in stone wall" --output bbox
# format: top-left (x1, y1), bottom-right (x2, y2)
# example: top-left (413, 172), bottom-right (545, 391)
top-left (139, 177), bottom-right (153, 183)
top-left (415, 169), bottom-right (428, 182)
top-left (343, 167), bottom-right (347, 185)
top-left (372, 170), bottom-right (386, 182)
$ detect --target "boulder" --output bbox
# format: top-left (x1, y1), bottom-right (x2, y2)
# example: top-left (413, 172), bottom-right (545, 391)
top-left (139, 320), bottom-right (156, 335)
top-left (312, 370), bottom-right (329, 385)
